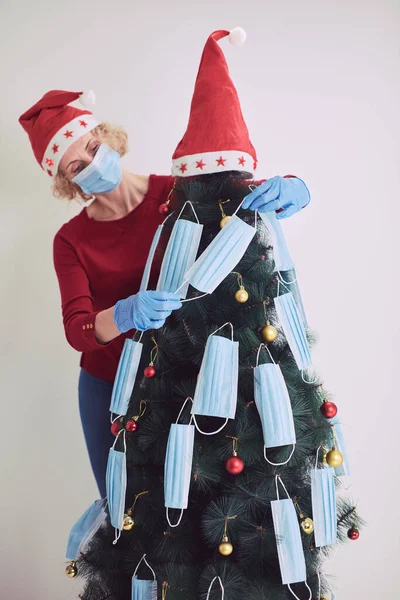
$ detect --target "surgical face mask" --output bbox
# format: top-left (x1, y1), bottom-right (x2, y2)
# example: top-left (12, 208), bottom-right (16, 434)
top-left (106, 429), bottom-right (127, 544)
top-left (329, 419), bottom-right (351, 477)
top-left (311, 449), bottom-right (337, 547)
top-left (157, 202), bottom-right (203, 298)
top-left (274, 281), bottom-right (311, 371)
top-left (131, 554), bottom-right (157, 600)
top-left (72, 143), bottom-right (122, 194)
top-left (254, 344), bottom-right (296, 465)
top-left (271, 476), bottom-right (312, 600)
top-left (109, 334), bottom-right (143, 418)
top-left (164, 398), bottom-right (195, 527)
top-left (66, 498), bottom-right (107, 561)
top-left (183, 211), bottom-right (257, 294)
top-left (191, 323), bottom-right (239, 434)
top-left (258, 209), bottom-right (295, 272)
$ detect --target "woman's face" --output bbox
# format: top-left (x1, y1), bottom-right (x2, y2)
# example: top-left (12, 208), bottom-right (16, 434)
top-left (58, 131), bottom-right (100, 181)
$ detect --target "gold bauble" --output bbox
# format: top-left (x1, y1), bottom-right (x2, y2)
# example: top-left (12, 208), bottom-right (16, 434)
top-left (320, 596), bottom-right (329, 600)
top-left (235, 287), bottom-right (249, 303)
top-left (261, 322), bottom-right (278, 342)
top-left (220, 215), bottom-right (232, 228)
top-left (219, 542), bottom-right (233, 556)
top-left (123, 514), bottom-right (135, 530)
top-left (300, 517), bottom-right (314, 534)
top-left (326, 448), bottom-right (343, 468)
top-left (65, 561), bottom-right (78, 578)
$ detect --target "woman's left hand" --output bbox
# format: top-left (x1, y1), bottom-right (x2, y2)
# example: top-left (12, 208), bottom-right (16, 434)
top-left (242, 175), bottom-right (311, 219)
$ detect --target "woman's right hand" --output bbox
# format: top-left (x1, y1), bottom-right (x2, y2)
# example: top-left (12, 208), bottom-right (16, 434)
top-left (113, 290), bottom-right (182, 333)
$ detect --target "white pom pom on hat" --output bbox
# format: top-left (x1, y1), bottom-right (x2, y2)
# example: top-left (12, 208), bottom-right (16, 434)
top-left (79, 89), bottom-right (96, 108)
top-left (229, 27), bottom-right (247, 46)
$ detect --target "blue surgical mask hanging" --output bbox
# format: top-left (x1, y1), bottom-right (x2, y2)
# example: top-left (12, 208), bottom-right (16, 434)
top-left (182, 199), bottom-right (257, 294)
top-left (72, 143), bottom-right (122, 194)
top-left (106, 429), bottom-right (127, 544)
top-left (274, 278), bottom-right (312, 371)
top-left (164, 397), bottom-right (195, 528)
top-left (328, 419), bottom-right (351, 478)
top-left (157, 202), bottom-right (203, 298)
top-left (110, 332), bottom-right (144, 419)
top-left (191, 323), bottom-right (238, 435)
top-left (271, 476), bottom-right (312, 600)
top-left (66, 498), bottom-right (107, 561)
top-left (311, 447), bottom-right (337, 547)
top-left (254, 344), bottom-right (296, 465)
top-left (131, 554), bottom-right (157, 600)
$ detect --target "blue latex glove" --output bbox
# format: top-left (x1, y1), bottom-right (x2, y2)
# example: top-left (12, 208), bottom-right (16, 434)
top-left (242, 176), bottom-right (310, 219)
top-left (114, 290), bottom-right (182, 333)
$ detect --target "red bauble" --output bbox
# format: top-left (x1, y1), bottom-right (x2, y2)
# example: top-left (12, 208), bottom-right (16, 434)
top-left (159, 203), bottom-right (169, 215)
top-left (320, 401), bottom-right (338, 419)
top-left (225, 455), bottom-right (245, 475)
top-left (126, 420), bottom-right (138, 432)
top-left (111, 421), bottom-right (120, 436)
top-left (347, 527), bottom-right (359, 540)
top-left (144, 365), bottom-right (156, 378)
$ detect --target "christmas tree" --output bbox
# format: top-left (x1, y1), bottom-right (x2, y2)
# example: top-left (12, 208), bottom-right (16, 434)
top-left (65, 28), bottom-right (362, 600)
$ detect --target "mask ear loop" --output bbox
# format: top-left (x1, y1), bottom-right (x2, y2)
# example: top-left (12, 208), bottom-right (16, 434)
top-left (140, 211), bottom-right (176, 292)
top-left (192, 322), bottom-right (233, 435)
top-left (206, 576), bottom-right (224, 600)
top-left (233, 196), bottom-right (258, 229)
top-left (132, 553), bottom-right (156, 581)
top-left (274, 477), bottom-right (312, 600)
top-left (277, 270), bottom-right (298, 285)
top-left (301, 367), bottom-right (319, 385)
top-left (256, 347), bottom-right (295, 465)
top-left (176, 200), bottom-right (200, 223)
top-left (166, 398), bottom-right (194, 529)
top-left (110, 332), bottom-right (144, 424)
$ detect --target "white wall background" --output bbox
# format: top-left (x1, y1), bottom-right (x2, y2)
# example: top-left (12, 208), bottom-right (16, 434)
top-left (1, 1), bottom-right (399, 598)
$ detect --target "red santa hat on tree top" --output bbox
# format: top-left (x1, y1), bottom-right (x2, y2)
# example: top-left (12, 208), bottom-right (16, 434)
top-left (172, 27), bottom-right (257, 178)
top-left (18, 89), bottom-right (99, 177)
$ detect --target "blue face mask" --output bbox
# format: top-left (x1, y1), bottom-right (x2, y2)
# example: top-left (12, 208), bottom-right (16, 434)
top-left (110, 335), bottom-right (143, 418)
top-left (271, 476), bottom-right (312, 599)
top-left (258, 209), bottom-right (295, 272)
top-left (66, 498), bottom-right (107, 561)
top-left (191, 323), bottom-right (239, 434)
top-left (183, 212), bottom-right (257, 294)
top-left (311, 450), bottom-right (337, 547)
top-left (274, 284), bottom-right (311, 371)
top-left (254, 344), bottom-right (296, 465)
top-left (329, 419), bottom-right (351, 477)
top-left (157, 202), bottom-right (203, 299)
top-left (131, 554), bottom-right (157, 600)
top-left (72, 143), bottom-right (122, 194)
top-left (164, 398), bottom-right (195, 527)
top-left (106, 429), bottom-right (127, 543)
top-left (281, 269), bottom-right (308, 329)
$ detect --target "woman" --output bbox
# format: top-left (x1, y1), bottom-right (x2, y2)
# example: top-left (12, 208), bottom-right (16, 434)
top-left (18, 89), bottom-right (182, 498)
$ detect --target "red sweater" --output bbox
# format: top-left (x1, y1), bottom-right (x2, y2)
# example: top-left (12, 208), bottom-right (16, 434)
top-left (53, 174), bottom-right (175, 383)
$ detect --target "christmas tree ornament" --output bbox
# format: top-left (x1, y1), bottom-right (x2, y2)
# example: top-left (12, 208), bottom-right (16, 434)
top-left (109, 333), bottom-right (144, 418)
top-left (218, 199), bottom-right (232, 228)
top-left (233, 272), bottom-right (248, 303)
top-left (131, 554), bottom-right (158, 600)
top-left (348, 527), bottom-right (359, 540)
top-left (218, 515), bottom-right (236, 555)
top-left (164, 398), bottom-right (195, 527)
top-left (325, 448), bottom-right (343, 468)
top-left (123, 490), bottom-right (149, 530)
top-left (271, 475), bottom-right (312, 596)
top-left (157, 201), bottom-right (203, 299)
top-left (328, 420), bottom-right (351, 477)
top-left (320, 400), bottom-right (338, 419)
top-left (254, 344), bottom-right (296, 465)
top-left (184, 213), bottom-right (257, 294)
top-left (162, 581), bottom-right (169, 600)
top-left (65, 561), bottom-right (78, 578)
top-left (294, 498), bottom-right (314, 534)
top-left (159, 179), bottom-right (176, 215)
top-left (191, 323), bottom-right (238, 434)
top-left (225, 437), bottom-right (245, 474)
top-left (122, 515), bottom-right (134, 530)
top-left (106, 429), bottom-right (127, 544)
top-left (261, 322), bottom-right (278, 342)
top-left (65, 498), bottom-right (107, 571)
top-left (144, 338), bottom-right (158, 378)
top-left (274, 282), bottom-right (311, 370)
top-left (125, 400), bottom-right (147, 432)
top-left (111, 419), bottom-right (122, 436)
top-left (311, 447), bottom-right (337, 547)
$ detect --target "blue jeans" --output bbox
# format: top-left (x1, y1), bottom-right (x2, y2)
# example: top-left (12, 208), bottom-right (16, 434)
top-left (78, 369), bottom-right (115, 498)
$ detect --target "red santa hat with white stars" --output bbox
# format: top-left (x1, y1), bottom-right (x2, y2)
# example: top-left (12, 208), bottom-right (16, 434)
top-left (172, 27), bottom-right (258, 178)
top-left (19, 90), bottom-right (99, 177)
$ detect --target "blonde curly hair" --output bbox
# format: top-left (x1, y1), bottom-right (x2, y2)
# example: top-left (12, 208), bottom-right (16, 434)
top-left (51, 122), bottom-right (129, 202)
